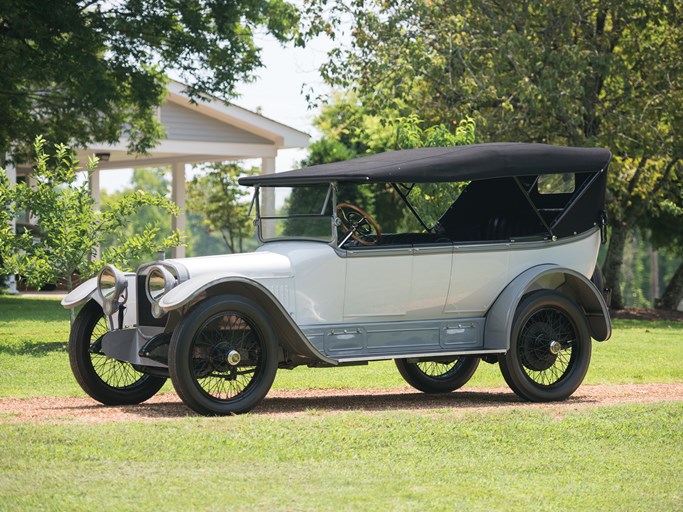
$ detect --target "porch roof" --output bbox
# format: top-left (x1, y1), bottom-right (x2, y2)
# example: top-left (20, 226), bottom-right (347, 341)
top-left (75, 80), bottom-right (309, 169)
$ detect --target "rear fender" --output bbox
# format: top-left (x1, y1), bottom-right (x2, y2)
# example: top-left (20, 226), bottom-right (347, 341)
top-left (159, 273), bottom-right (335, 365)
top-left (484, 264), bottom-right (611, 350)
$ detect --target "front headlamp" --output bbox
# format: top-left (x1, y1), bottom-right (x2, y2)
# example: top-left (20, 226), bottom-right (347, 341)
top-left (146, 265), bottom-right (177, 317)
top-left (97, 265), bottom-right (127, 316)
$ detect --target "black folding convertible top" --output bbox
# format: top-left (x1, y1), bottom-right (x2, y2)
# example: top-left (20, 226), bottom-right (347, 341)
top-left (239, 143), bottom-right (612, 186)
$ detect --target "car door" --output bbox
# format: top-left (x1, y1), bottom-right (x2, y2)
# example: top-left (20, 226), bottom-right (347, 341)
top-left (445, 245), bottom-right (509, 316)
top-left (343, 244), bottom-right (453, 321)
top-left (343, 247), bottom-right (413, 320)
top-left (407, 244), bottom-right (453, 318)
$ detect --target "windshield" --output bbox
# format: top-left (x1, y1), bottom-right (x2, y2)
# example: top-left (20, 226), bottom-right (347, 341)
top-left (257, 184), bottom-right (335, 242)
top-left (253, 181), bottom-right (468, 245)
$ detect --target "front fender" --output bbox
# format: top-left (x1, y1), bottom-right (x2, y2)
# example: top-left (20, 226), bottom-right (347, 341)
top-left (61, 277), bottom-right (100, 309)
top-left (484, 264), bottom-right (611, 350)
top-left (159, 272), bottom-right (254, 311)
top-left (61, 274), bottom-right (138, 329)
top-left (159, 273), bottom-right (336, 366)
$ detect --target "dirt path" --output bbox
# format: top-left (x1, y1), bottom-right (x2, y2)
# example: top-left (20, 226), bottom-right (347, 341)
top-left (1, 383), bottom-right (681, 424)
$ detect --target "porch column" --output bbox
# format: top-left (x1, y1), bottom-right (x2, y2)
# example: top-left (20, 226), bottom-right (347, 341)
top-left (171, 162), bottom-right (186, 258)
top-left (89, 166), bottom-right (101, 260)
top-left (261, 156), bottom-right (276, 239)
top-left (4, 157), bottom-right (17, 294)
top-left (89, 167), bottom-right (100, 211)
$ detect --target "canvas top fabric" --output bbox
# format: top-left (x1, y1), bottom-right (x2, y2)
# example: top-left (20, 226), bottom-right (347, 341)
top-left (239, 143), bottom-right (612, 187)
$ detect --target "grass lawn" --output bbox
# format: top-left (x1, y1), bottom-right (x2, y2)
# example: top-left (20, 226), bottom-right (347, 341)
top-left (0, 403), bottom-right (680, 511)
top-left (1, 295), bottom-right (681, 511)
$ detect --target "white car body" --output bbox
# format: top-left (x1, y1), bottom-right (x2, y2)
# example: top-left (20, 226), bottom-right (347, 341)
top-left (153, 227), bottom-right (600, 357)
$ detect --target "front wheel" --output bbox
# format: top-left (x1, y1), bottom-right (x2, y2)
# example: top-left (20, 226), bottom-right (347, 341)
top-left (68, 300), bottom-right (166, 405)
top-left (498, 290), bottom-right (591, 402)
top-left (395, 356), bottom-right (480, 393)
top-left (168, 295), bottom-right (278, 415)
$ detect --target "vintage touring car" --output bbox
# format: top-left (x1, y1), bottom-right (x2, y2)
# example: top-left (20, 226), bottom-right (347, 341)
top-left (63, 143), bottom-right (612, 415)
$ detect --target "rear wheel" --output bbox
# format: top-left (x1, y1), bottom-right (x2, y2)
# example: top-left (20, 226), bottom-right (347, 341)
top-left (395, 356), bottom-right (480, 393)
top-left (498, 290), bottom-right (591, 401)
top-left (68, 300), bottom-right (166, 405)
top-left (168, 295), bottom-right (278, 415)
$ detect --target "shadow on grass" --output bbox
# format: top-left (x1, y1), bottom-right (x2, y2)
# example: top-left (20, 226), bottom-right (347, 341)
top-left (0, 341), bottom-right (67, 356)
top-left (255, 390), bottom-right (527, 415)
top-left (57, 390), bottom-right (597, 420)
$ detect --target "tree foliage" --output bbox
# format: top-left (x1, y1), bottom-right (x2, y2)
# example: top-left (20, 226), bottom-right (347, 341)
top-left (0, 0), bottom-right (299, 159)
top-left (186, 162), bottom-right (258, 254)
top-left (100, 167), bottom-right (174, 268)
top-left (0, 137), bottom-right (182, 293)
top-left (100, 167), bottom-right (232, 260)
top-left (305, 0), bottom-right (682, 308)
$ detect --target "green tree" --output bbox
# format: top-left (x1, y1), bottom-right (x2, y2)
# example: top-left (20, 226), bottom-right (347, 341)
top-left (0, 138), bottom-right (182, 311)
top-left (185, 209), bottom-right (230, 257)
top-left (100, 166), bottom-right (230, 260)
top-left (645, 181), bottom-right (683, 310)
top-left (186, 162), bottom-right (257, 253)
top-left (100, 167), bottom-right (174, 268)
top-left (0, 0), bottom-right (299, 159)
top-left (306, 0), bottom-right (682, 308)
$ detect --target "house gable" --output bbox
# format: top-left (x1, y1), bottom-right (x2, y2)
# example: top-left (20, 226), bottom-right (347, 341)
top-left (160, 101), bottom-right (274, 145)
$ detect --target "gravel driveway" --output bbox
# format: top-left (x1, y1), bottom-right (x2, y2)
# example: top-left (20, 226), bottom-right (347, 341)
top-left (1, 383), bottom-right (681, 423)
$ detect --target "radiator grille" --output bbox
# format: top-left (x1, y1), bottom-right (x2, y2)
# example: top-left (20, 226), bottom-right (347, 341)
top-left (137, 275), bottom-right (167, 327)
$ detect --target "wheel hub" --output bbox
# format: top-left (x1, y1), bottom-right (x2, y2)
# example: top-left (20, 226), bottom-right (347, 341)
top-left (520, 324), bottom-right (558, 372)
top-left (227, 350), bottom-right (241, 366)
top-left (548, 340), bottom-right (562, 355)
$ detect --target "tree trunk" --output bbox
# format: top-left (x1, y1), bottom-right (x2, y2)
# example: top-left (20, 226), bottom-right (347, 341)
top-left (602, 222), bottom-right (629, 309)
top-left (658, 261), bottom-right (683, 311)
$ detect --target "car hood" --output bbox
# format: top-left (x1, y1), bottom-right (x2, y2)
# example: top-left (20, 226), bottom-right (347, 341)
top-left (164, 251), bottom-right (293, 280)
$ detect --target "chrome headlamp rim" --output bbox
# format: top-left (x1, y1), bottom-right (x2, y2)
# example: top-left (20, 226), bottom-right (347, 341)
top-left (97, 265), bottom-right (127, 316)
top-left (145, 265), bottom-right (177, 305)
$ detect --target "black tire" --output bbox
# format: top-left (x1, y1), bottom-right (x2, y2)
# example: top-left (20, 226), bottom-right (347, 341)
top-left (168, 295), bottom-right (278, 415)
top-left (498, 290), bottom-right (591, 402)
top-left (395, 356), bottom-right (480, 393)
top-left (68, 300), bottom-right (166, 405)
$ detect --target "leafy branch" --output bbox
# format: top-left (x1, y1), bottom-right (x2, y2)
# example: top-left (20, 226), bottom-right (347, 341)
top-left (0, 137), bottom-right (184, 297)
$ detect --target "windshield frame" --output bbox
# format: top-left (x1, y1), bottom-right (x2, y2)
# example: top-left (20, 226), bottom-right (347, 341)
top-left (251, 182), bottom-right (339, 245)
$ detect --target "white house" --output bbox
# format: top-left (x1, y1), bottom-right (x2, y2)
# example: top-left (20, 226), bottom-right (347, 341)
top-left (4, 80), bottom-right (309, 292)
top-left (77, 80), bottom-right (309, 258)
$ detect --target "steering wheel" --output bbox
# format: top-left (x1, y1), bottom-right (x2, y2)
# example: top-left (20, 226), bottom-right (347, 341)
top-left (336, 202), bottom-right (382, 246)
